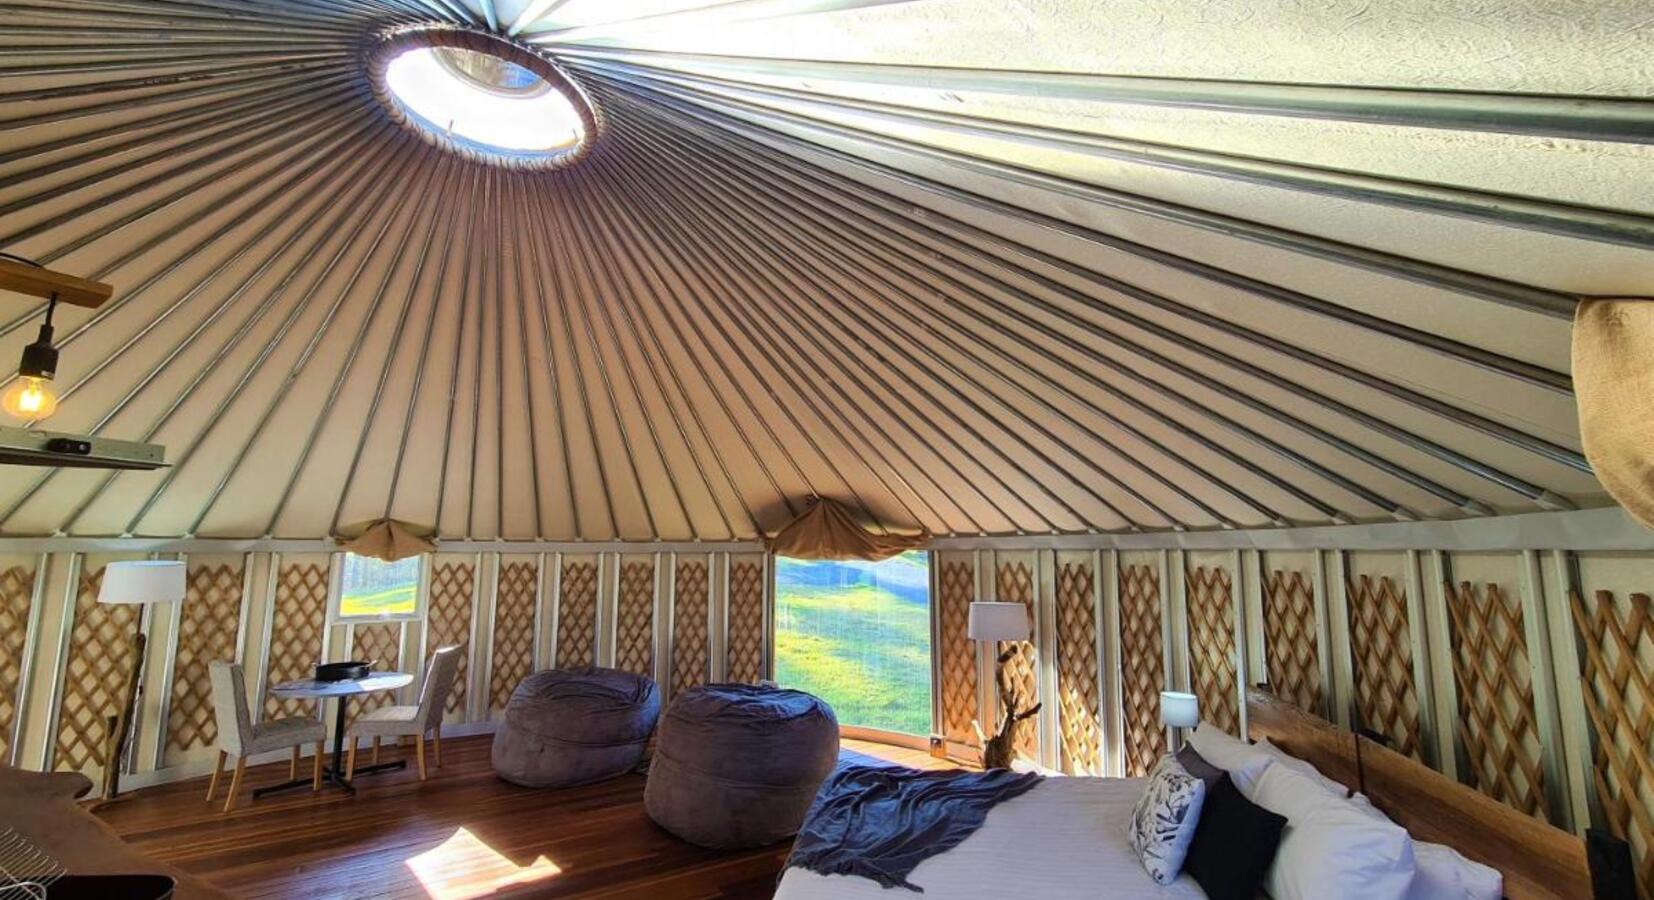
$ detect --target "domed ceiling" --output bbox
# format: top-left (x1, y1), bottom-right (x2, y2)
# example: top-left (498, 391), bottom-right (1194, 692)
top-left (0, 0), bottom-right (1649, 542)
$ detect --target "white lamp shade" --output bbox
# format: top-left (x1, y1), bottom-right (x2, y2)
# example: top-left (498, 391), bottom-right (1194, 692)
top-left (1160, 691), bottom-right (1199, 728)
top-left (968, 601), bottom-right (1030, 642)
top-left (98, 560), bottom-right (186, 606)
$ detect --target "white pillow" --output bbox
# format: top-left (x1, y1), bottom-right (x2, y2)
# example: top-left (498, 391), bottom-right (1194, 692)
top-left (1257, 737), bottom-right (1349, 798)
top-left (1126, 754), bottom-right (1207, 885)
top-left (1187, 722), bottom-right (1275, 798)
top-left (1409, 842), bottom-right (1501, 900)
top-left (1251, 763), bottom-right (1417, 900)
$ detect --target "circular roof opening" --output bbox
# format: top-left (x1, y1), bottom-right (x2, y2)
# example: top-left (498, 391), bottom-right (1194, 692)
top-left (366, 27), bottom-right (600, 170)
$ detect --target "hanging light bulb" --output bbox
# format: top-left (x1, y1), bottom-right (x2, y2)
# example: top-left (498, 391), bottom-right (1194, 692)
top-left (2, 292), bottom-right (60, 422)
top-left (2, 375), bottom-right (58, 419)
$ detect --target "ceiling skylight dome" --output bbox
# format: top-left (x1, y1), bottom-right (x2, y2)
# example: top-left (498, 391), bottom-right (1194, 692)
top-left (366, 27), bottom-right (600, 169)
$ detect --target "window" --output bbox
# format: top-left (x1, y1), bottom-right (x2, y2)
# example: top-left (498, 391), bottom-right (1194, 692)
top-left (337, 553), bottom-right (422, 621)
top-left (773, 552), bottom-right (932, 736)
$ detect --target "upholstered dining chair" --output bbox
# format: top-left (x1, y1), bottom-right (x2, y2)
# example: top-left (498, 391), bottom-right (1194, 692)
top-left (345, 646), bottom-right (461, 782)
top-left (206, 660), bottom-right (325, 812)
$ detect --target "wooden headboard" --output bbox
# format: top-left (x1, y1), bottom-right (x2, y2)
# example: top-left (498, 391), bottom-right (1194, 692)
top-left (1244, 688), bottom-right (1589, 900)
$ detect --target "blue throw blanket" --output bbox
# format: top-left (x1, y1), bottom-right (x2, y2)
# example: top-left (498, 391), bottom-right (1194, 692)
top-left (785, 764), bottom-right (1044, 892)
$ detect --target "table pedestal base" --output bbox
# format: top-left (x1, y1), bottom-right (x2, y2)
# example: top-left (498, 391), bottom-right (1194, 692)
top-left (253, 759), bottom-right (405, 798)
top-left (252, 690), bottom-right (406, 798)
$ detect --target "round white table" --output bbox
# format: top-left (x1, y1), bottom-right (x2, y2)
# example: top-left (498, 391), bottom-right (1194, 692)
top-left (261, 671), bottom-right (415, 796)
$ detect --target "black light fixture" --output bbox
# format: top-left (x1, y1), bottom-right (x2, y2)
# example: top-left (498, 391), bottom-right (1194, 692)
top-left (0, 252), bottom-right (63, 421)
top-left (2, 294), bottom-right (61, 421)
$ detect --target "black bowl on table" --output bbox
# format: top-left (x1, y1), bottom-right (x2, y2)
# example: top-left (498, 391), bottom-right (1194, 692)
top-left (315, 661), bottom-right (371, 682)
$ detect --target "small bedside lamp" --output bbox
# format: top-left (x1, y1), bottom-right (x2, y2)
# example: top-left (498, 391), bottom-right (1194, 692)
top-left (97, 560), bottom-right (186, 802)
top-left (969, 601), bottom-right (1038, 769)
top-left (1160, 690), bottom-right (1199, 751)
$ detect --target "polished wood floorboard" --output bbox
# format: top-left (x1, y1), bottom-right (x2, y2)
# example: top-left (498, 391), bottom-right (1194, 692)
top-left (97, 735), bottom-right (957, 900)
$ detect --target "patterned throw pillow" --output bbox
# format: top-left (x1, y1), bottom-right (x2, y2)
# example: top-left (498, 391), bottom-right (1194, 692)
top-left (1127, 754), bottom-right (1208, 885)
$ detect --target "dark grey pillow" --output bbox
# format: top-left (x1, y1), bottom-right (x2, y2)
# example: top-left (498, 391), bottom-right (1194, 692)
top-left (1176, 744), bottom-right (1225, 791)
top-left (1182, 775), bottom-right (1287, 900)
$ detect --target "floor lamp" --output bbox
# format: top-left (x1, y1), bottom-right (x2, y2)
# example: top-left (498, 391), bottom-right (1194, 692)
top-left (96, 560), bottom-right (185, 803)
top-left (969, 601), bottom-right (1038, 770)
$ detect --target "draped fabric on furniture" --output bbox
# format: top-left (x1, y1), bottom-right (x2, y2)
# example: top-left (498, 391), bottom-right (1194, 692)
top-left (1575, 301), bottom-right (1654, 530)
top-left (765, 497), bottom-right (928, 562)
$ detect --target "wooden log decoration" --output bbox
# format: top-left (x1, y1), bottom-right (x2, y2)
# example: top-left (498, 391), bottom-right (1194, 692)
top-left (98, 630), bottom-right (146, 803)
top-left (974, 646), bottom-right (1042, 770)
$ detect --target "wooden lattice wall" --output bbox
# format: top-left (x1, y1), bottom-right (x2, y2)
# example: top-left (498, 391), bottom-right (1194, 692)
top-left (1055, 559), bottom-right (1100, 774)
top-left (263, 560), bottom-right (329, 720)
top-left (1446, 580), bottom-right (1547, 820)
top-left (349, 623), bottom-right (403, 717)
top-left (1186, 566), bottom-right (1240, 736)
top-left (5, 547), bottom-right (778, 792)
top-left (1263, 569), bottom-right (1323, 714)
top-left (1347, 573), bottom-right (1423, 760)
top-left (994, 559), bottom-right (1039, 762)
top-left (426, 559), bottom-right (475, 717)
top-left (726, 560), bottom-right (765, 683)
top-left (489, 560), bottom-right (537, 712)
top-left (0, 563), bottom-right (34, 762)
top-left (614, 560), bottom-right (655, 676)
top-left (54, 564), bottom-right (139, 774)
top-left (556, 559), bottom-right (597, 668)
top-left (1572, 588), bottom-right (1654, 893)
top-left (938, 559), bottom-right (978, 747)
top-left (670, 560), bottom-right (709, 699)
top-left (1119, 562), bottom-right (1165, 777)
top-left (165, 561), bottom-right (244, 754)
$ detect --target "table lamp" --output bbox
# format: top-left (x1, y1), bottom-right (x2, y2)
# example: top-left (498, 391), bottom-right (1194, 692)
top-left (968, 601), bottom-right (1039, 769)
top-left (1160, 690), bottom-right (1199, 751)
top-left (97, 560), bottom-right (185, 802)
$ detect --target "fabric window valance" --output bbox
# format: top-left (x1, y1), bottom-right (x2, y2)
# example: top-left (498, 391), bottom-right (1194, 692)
top-left (765, 496), bottom-right (929, 561)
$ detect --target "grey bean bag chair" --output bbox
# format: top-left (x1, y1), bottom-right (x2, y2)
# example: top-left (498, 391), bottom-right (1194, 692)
top-left (645, 683), bottom-right (838, 848)
top-left (491, 666), bottom-right (660, 789)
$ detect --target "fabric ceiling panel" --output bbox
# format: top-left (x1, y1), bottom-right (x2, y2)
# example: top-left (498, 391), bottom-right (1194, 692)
top-left (0, 0), bottom-right (1644, 541)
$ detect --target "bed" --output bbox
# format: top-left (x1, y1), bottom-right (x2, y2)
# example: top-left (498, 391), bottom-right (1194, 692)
top-left (776, 774), bottom-right (1205, 900)
top-left (776, 689), bottom-right (1593, 900)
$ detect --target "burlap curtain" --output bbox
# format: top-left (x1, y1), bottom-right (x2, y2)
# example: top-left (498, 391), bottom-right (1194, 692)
top-left (1574, 300), bottom-right (1654, 529)
top-left (336, 518), bottom-right (437, 561)
top-left (766, 496), bottom-right (930, 561)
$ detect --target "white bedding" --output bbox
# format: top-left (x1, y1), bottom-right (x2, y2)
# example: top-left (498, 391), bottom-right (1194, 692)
top-left (774, 776), bottom-right (1209, 899)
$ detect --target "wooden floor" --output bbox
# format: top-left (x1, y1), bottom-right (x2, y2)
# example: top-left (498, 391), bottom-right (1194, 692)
top-left (97, 735), bottom-right (954, 900)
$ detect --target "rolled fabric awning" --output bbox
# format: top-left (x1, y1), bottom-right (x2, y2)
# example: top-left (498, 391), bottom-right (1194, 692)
top-left (765, 496), bottom-right (929, 561)
top-left (336, 517), bottom-right (437, 561)
top-left (1574, 299), bottom-right (1654, 529)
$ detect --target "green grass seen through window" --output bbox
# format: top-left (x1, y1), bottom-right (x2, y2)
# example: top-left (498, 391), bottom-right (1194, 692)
top-left (339, 553), bottom-right (420, 619)
top-left (774, 552), bottom-right (932, 736)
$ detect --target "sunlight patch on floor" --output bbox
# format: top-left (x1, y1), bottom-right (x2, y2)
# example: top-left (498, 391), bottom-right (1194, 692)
top-left (407, 827), bottom-right (562, 900)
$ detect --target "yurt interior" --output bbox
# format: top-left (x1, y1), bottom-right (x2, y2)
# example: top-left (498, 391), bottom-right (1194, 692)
top-left (1, 1), bottom-right (1652, 898)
